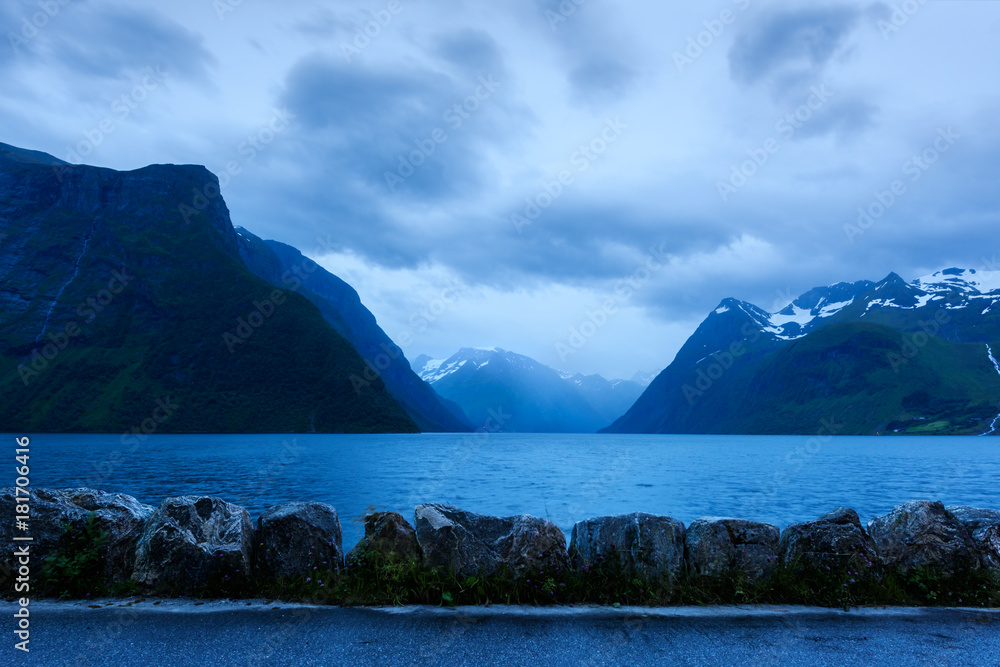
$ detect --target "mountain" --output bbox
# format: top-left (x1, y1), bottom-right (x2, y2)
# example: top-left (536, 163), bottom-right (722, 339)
top-left (556, 371), bottom-right (646, 426)
top-left (604, 269), bottom-right (1000, 435)
top-left (630, 370), bottom-right (658, 387)
top-left (233, 228), bottom-right (470, 432)
top-left (0, 142), bottom-right (417, 433)
top-left (414, 348), bottom-right (642, 432)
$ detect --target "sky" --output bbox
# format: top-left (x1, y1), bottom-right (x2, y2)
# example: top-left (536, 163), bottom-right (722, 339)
top-left (3, 0), bottom-right (1000, 379)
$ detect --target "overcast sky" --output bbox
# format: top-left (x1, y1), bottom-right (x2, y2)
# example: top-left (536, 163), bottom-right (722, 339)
top-left (4, 0), bottom-right (999, 379)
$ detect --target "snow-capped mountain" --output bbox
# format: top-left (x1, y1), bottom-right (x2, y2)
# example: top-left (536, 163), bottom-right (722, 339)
top-left (719, 268), bottom-right (1000, 343)
top-left (605, 269), bottom-right (1000, 436)
top-left (412, 348), bottom-right (643, 432)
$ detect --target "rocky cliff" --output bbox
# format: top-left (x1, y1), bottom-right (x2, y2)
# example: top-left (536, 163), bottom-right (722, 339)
top-left (0, 142), bottom-right (416, 433)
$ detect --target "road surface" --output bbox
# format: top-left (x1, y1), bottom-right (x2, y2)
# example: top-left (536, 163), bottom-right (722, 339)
top-left (9, 600), bottom-right (1000, 666)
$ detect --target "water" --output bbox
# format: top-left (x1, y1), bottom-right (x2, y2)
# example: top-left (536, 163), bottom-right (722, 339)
top-left (16, 433), bottom-right (1000, 551)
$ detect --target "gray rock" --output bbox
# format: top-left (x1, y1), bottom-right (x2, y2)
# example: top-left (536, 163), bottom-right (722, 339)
top-left (0, 487), bottom-right (154, 585)
top-left (133, 495), bottom-right (253, 590)
top-left (946, 506), bottom-right (1000, 570)
top-left (780, 507), bottom-right (880, 577)
top-left (254, 502), bottom-right (343, 581)
top-left (346, 511), bottom-right (420, 565)
top-left (414, 504), bottom-right (567, 578)
top-left (867, 501), bottom-right (982, 577)
top-left (686, 517), bottom-right (779, 582)
top-left (570, 513), bottom-right (685, 582)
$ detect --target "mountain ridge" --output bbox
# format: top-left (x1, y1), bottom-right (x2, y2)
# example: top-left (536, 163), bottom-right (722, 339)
top-left (605, 269), bottom-right (1000, 435)
top-left (0, 142), bottom-right (418, 433)
top-left (414, 347), bottom-right (644, 432)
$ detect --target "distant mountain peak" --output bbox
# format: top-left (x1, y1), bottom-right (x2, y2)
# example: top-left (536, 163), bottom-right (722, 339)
top-left (416, 348), bottom-right (645, 432)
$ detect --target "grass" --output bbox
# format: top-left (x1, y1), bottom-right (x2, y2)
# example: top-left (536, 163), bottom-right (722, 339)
top-left (28, 520), bottom-right (1000, 609)
top-left (37, 512), bottom-right (109, 599)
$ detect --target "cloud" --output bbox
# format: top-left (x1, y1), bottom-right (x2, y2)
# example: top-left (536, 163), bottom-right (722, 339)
top-left (4, 2), bottom-right (214, 83)
top-left (4, 0), bottom-right (999, 378)
top-left (529, 0), bottom-right (642, 106)
top-left (278, 54), bottom-right (505, 203)
top-left (794, 95), bottom-right (878, 142)
top-left (729, 4), bottom-right (864, 93)
top-left (434, 29), bottom-right (506, 78)
top-left (568, 58), bottom-right (638, 106)
top-left (292, 9), bottom-right (353, 40)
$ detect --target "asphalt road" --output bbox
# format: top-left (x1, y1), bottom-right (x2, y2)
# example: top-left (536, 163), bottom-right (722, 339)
top-left (8, 600), bottom-right (1000, 666)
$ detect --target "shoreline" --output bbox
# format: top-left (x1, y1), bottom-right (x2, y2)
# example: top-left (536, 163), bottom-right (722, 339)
top-left (22, 597), bottom-right (1000, 616)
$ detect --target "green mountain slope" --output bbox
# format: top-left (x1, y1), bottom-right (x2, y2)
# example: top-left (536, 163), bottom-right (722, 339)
top-left (605, 272), bottom-right (1000, 435)
top-left (0, 143), bottom-right (417, 433)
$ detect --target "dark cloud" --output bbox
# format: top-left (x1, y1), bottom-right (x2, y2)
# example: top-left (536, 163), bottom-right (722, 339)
top-left (5, 2), bottom-right (213, 83)
top-left (278, 55), bottom-right (503, 202)
top-left (53, 5), bottom-right (213, 82)
top-left (729, 5), bottom-right (863, 92)
top-left (529, 0), bottom-right (642, 107)
top-left (227, 51), bottom-right (532, 272)
top-left (568, 58), bottom-right (638, 106)
top-left (434, 29), bottom-right (505, 79)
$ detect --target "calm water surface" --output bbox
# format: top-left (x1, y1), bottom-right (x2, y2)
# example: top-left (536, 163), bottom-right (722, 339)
top-left (20, 433), bottom-right (1000, 550)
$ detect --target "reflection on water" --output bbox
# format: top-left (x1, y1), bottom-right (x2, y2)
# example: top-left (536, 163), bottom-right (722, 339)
top-left (22, 432), bottom-right (1000, 550)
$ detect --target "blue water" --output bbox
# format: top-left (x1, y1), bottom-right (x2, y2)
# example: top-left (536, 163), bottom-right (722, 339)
top-left (16, 433), bottom-right (1000, 550)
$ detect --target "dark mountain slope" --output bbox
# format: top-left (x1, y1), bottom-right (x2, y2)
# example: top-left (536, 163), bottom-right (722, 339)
top-left (234, 228), bottom-right (470, 432)
top-left (0, 142), bottom-right (416, 433)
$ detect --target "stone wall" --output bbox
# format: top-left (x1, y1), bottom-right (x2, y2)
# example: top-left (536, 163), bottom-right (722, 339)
top-left (2, 489), bottom-right (998, 595)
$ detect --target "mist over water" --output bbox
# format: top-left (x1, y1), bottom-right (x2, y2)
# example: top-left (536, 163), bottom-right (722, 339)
top-left (26, 433), bottom-right (1000, 550)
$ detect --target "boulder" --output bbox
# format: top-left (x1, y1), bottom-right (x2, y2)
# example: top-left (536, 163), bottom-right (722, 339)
top-left (414, 504), bottom-right (567, 578)
top-left (133, 495), bottom-right (253, 590)
top-left (779, 507), bottom-right (880, 577)
top-left (0, 487), bottom-right (154, 585)
top-left (867, 501), bottom-right (982, 577)
top-left (686, 517), bottom-right (779, 582)
top-left (255, 501), bottom-right (343, 581)
top-left (346, 511), bottom-right (421, 565)
top-left (946, 506), bottom-right (1000, 571)
top-left (569, 512), bottom-right (685, 582)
